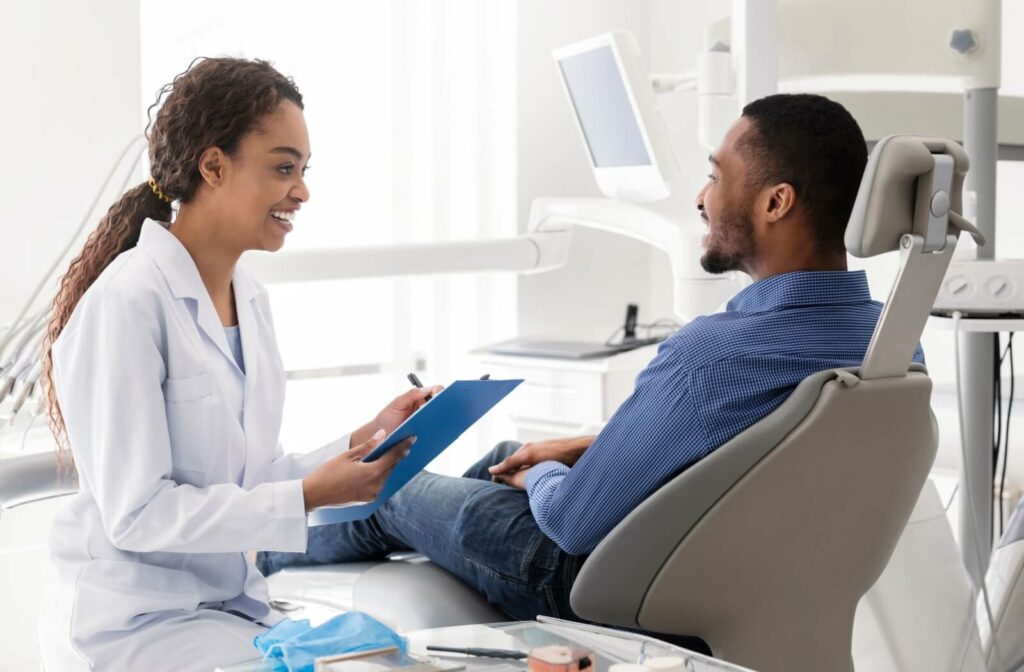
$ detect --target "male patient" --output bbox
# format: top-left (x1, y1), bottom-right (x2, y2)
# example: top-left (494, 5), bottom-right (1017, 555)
top-left (257, 93), bottom-right (924, 620)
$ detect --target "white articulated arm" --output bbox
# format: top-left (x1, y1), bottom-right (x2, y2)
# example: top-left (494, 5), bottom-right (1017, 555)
top-left (528, 198), bottom-right (744, 321)
top-left (241, 231), bottom-right (572, 284)
top-left (243, 198), bottom-right (741, 322)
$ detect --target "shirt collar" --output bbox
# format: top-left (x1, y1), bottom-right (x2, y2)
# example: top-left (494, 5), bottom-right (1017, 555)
top-left (726, 270), bottom-right (872, 314)
top-left (136, 219), bottom-right (261, 304)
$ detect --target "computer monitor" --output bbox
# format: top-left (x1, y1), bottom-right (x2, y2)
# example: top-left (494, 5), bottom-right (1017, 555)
top-left (554, 31), bottom-right (678, 203)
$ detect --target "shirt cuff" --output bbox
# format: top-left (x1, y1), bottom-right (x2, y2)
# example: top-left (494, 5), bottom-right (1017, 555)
top-left (525, 460), bottom-right (569, 498)
top-left (272, 479), bottom-right (309, 553)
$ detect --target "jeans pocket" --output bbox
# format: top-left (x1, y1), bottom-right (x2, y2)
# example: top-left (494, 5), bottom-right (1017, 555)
top-left (520, 533), bottom-right (562, 580)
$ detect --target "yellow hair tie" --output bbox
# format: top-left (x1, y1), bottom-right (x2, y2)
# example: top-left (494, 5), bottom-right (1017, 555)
top-left (147, 177), bottom-right (174, 204)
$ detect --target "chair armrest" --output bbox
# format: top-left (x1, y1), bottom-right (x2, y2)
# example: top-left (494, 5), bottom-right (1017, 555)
top-left (0, 451), bottom-right (77, 511)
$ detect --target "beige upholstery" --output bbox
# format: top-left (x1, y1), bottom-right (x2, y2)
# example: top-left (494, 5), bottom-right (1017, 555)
top-left (641, 374), bottom-right (934, 671)
top-left (266, 559), bottom-right (506, 632)
top-left (570, 369), bottom-right (936, 671)
top-left (846, 135), bottom-right (969, 257)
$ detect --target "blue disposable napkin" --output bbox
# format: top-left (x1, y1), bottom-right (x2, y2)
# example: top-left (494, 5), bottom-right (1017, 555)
top-left (254, 611), bottom-right (407, 672)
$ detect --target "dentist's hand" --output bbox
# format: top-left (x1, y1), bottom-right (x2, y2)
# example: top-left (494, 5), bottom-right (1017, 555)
top-left (352, 386), bottom-right (443, 446)
top-left (488, 435), bottom-right (596, 478)
top-left (302, 429), bottom-right (414, 512)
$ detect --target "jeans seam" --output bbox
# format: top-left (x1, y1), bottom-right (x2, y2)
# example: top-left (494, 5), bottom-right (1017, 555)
top-left (544, 584), bottom-right (563, 618)
top-left (519, 533), bottom-right (545, 579)
top-left (383, 509), bottom-right (536, 588)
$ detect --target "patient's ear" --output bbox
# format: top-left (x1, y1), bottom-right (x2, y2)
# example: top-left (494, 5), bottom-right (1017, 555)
top-left (765, 183), bottom-right (796, 223)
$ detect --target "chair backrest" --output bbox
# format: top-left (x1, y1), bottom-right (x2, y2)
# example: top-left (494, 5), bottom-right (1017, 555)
top-left (570, 135), bottom-right (977, 672)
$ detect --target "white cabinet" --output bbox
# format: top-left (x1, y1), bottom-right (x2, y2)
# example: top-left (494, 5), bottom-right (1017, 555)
top-left (473, 344), bottom-right (661, 441)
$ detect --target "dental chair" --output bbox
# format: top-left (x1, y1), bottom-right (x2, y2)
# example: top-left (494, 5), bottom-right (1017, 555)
top-left (980, 502), bottom-right (1024, 671)
top-left (0, 450), bottom-right (77, 511)
top-left (0, 450), bottom-right (77, 670)
top-left (266, 135), bottom-right (982, 670)
top-left (565, 136), bottom-right (979, 672)
top-left (0, 135), bottom-right (988, 669)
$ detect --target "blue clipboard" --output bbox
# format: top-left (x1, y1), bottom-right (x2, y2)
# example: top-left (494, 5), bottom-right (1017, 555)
top-left (308, 378), bottom-right (523, 526)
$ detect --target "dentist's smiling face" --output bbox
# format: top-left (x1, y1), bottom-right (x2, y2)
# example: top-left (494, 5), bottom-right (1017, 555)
top-left (695, 117), bottom-right (757, 275)
top-left (204, 99), bottom-right (312, 253)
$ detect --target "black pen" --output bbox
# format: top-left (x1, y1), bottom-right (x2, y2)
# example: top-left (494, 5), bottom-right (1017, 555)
top-left (426, 646), bottom-right (527, 660)
top-left (407, 372), bottom-right (433, 401)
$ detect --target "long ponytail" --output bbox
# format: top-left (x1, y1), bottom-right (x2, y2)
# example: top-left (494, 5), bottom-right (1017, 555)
top-left (43, 183), bottom-right (172, 463)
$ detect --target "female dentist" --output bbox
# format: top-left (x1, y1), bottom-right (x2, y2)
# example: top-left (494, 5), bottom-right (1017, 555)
top-left (37, 57), bottom-right (433, 670)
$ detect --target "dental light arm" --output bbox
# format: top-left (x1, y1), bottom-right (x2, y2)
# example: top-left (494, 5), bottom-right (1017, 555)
top-left (242, 198), bottom-right (741, 323)
top-left (526, 198), bottom-right (742, 321)
top-left (241, 235), bottom-right (569, 284)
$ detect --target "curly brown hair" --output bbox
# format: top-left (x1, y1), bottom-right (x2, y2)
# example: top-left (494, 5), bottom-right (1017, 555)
top-left (43, 57), bottom-right (303, 469)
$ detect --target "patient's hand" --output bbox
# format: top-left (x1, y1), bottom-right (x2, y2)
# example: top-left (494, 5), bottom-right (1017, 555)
top-left (488, 435), bottom-right (596, 478)
top-left (493, 466), bottom-right (531, 490)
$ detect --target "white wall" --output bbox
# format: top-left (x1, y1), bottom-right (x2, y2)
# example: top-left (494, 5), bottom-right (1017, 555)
top-left (515, 0), bottom-right (671, 340)
top-left (512, 0), bottom-right (734, 340)
top-left (0, 1), bottom-right (141, 668)
top-left (0, 0), bottom-right (142, 323)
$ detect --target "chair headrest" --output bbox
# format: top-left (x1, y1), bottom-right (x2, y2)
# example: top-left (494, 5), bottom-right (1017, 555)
top-left (845, 135), bottom-right (972, 258)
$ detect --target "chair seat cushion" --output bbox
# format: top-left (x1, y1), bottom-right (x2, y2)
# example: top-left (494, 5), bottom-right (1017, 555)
top-left (266, 558), bottom-right (506, 632)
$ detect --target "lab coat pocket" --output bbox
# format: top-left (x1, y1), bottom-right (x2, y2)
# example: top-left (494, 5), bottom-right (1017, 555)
top-left (164, 373), bottom-right (215, 482)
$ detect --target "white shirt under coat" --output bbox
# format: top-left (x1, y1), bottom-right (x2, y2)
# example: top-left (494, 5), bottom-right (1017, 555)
top-left (38, 219), bottom-right (349, 670)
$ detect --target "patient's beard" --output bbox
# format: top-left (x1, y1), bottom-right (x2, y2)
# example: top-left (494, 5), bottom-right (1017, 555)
top-left (700, 206), bottom-right (755, 275)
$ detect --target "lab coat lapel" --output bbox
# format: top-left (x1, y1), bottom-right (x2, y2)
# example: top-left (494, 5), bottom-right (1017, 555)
top-left (235, 287), bottom-right (260, 417)
top-left (194, 294), bottom-right (240, 372)
top-left (135, 219), bottom-right (242, 373)
top-left (233, 268), bottom-right (263, 488)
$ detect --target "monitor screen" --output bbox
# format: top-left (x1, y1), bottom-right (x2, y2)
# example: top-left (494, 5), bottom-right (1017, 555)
top-left (558, 45), bottom-right (651, 168)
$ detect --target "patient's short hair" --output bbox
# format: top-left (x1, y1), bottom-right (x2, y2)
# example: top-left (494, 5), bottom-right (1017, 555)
top-left (739, 94), bottom-right (867, 254)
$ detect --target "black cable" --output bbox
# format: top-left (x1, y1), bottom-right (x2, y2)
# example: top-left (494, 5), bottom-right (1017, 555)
top-left (994, 333), bottom-right (1002, 542)
top-left (996, 334), bottom-right (1003, 469)
top-left (604, 319), bottom-right (681, 347)
top-left (1001, 334), bottom-right (1015, 537)
top-left (994, 334), bottom-right (1013, 536)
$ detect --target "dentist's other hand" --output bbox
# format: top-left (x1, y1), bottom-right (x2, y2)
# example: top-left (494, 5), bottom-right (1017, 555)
top-left (488, 435), bottom-right (596, 477)
top-left (302, 429), bottom-right (414, 511)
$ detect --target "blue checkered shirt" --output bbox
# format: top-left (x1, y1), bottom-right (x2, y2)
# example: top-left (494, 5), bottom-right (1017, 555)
top-left (524, 270), bottom-right (926, 555)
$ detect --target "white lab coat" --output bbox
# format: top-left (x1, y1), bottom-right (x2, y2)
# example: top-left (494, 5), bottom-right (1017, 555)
top-left (38, 220), bottom-right (350, 671)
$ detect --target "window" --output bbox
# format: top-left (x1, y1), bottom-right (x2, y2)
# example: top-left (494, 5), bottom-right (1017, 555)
top-left (142, 1), bottom-right (519, 472)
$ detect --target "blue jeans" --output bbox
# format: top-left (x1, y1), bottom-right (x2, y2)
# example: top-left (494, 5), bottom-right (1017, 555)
top-left (257, 442), bottom-right (586, 620)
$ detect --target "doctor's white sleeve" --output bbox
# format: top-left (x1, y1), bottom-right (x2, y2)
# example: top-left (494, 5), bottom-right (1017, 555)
top-left (53, 284), bottom-right (308, 555)
top-left (267, 434), bottom-right (351, 482)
